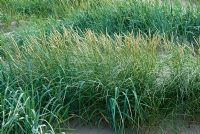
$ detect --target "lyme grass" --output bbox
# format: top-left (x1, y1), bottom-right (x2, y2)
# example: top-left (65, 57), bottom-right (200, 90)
top-left (1, 0), bottom-right (200, 133)
top-left (2, 0), bottom-right (200, 44)
top-left (66, 0), bottom-right (200, 43)
top-left (1, 28), bottom-right (200, 133)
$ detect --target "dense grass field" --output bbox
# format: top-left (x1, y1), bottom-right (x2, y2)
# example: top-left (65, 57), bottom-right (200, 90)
top-left (1, 0), bottom-right (200, 133)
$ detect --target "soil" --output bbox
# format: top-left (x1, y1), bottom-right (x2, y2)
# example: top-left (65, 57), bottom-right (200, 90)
top-left (66, 117), bottom-right (200, 134)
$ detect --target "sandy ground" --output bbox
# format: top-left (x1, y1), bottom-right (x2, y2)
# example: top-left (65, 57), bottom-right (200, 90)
top-left (65, 117), bottom-right (200, 134)
top-left (67, 125), bottom-right (200, 134)
top-left (66, 125), bottom-right (200, 134)
top-left (69, 127), bottom-right (115, 134)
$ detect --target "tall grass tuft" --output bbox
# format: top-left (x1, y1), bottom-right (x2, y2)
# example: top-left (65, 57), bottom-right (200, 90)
top-left (2, 0), bottom-right (200, 43)
top-left (1, 28), bottom-right (200, 132)
top-left (64, 0), bottom-right (200, 44)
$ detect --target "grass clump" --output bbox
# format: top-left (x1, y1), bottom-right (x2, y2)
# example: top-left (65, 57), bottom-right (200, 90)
top-left (1, 0), bottom-right (200, 133)
top-left (2, 0), bottom-right (200, 44)
top-left (65, 0), bottom-right (200, 43)
top-left (1, 0), bottom-right (63, 17)
top-left (1, 28), bottom-right (200, 133)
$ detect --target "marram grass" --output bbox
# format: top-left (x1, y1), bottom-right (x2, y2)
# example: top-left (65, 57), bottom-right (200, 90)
top-left (1, 28), bottom-right (200, 133)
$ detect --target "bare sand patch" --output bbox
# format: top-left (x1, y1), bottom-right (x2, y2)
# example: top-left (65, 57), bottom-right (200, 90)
top-left (66, 117), bottom-right (200, 134)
